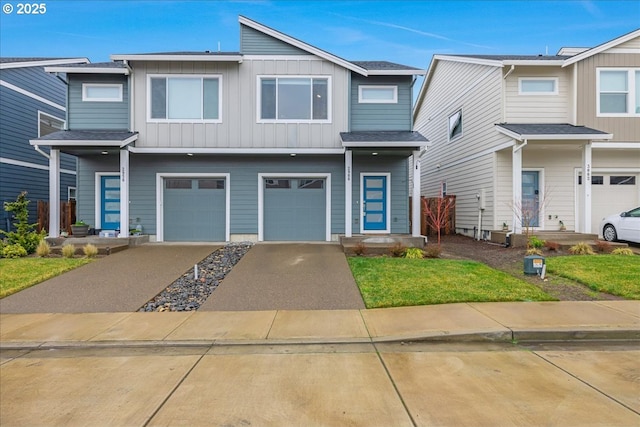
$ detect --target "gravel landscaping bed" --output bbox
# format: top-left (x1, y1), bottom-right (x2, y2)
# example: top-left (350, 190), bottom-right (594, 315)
top-left (138, 242), bottom-right (252, 312)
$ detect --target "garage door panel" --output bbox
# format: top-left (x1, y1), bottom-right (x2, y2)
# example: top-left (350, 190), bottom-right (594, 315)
top-left (578, 173), bottom-right (639, 234)
top-left (264, 178), bottom-right (326, 241)
top-left (164, 179), bottom-right (226, 242)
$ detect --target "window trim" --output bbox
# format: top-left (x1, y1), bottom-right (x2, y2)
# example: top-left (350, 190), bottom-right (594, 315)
top-left (518, 77), bottom-right (558, 95)
top-left (448, 108), bottom-right (463, 141)
top-left (147, 74), bottom-right (223, 123)
top-left (82, 83), bottom-right (123, 102)
top-left (358, 85), bottom-right (398, 104)
top-left (38, 111), bottom-right (65, 137)
top-left (596, 68), bottom-right (640, 117)
top-left (256, 75), bottom-right (332, 123)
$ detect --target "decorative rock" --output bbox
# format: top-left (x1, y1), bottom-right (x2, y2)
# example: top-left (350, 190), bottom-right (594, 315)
top-left (138, 242), bottom-right (252, 312)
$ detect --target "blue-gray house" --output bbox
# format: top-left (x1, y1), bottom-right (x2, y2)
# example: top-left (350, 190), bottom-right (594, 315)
top-left (1, 57), bottom-right (88, 231)
top-left (33, 16), bottom-right (427, 242)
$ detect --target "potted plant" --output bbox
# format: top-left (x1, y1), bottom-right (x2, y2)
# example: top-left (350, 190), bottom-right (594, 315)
top-left (502, 222), bottom-right (509, 231)
top-left (71, 220), bottom-right (90, 237)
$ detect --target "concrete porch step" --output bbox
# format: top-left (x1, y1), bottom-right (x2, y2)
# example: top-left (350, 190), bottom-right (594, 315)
top-left (45, 235), bottom-right (149, 256)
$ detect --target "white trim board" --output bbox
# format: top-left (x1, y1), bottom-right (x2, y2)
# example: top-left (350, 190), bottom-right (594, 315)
top-left (94, 172), bottom-right (119, 230)
top-left (0, 157), bottom-right (76, 175)
top-left (257, 172), bottom-right (332, 242)
top-left (360, 172), bottom-right (391, 234)
top-left (0, 80), bottom-right (65, 111)
top-left (155, 173), bottom-right (231, 242)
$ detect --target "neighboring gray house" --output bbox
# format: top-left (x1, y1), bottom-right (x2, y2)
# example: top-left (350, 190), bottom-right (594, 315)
top-left (413, 29), bottom-right (640, 240)
top-left (34, 16), bottom-right (427, 242)
top-left (1, 57), bottom-right (88, 231)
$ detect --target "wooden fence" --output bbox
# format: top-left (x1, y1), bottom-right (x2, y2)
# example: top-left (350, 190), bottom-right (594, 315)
top-left (410, 196), bottom-right (456, 236)
top-left (37, 200), bottom-right (76, 234)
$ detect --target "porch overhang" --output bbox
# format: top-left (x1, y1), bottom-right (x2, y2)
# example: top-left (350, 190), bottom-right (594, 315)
top-left (30, 130), bottom-right (139, 149)
top-left (340, 131), bottom-right (429, 151)
top-left (495, 123), bottom-right (613, 141)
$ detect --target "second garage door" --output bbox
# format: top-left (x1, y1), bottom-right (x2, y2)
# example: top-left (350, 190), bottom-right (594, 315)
top-left (264, 177), bottom-right (326, 241)
top-left (579, 173), bottom-right (639, 234)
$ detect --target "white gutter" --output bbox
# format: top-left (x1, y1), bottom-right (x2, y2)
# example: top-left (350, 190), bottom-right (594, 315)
top-left (513, 139), bottom-right (528, 152)
top-left (503, 65), bottom-right (515, 79)
top-left (33, 145), bottom-right (50, 159)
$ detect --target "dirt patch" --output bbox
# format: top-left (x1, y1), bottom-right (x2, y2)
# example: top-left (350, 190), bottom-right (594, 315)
top-left (435, 234), bottom-right (624, 301)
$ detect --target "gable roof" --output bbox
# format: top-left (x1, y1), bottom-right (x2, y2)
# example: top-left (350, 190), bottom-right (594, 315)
top-left (563, 28), bottom-right (640, 67)
top-left (0, 57), bottom-right (89, 69)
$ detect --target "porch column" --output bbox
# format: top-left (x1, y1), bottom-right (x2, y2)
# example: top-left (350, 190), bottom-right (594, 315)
top-left (48, 149), bottom-right (60, 238)
top-left (581, 142), bottom-right (592, 233)
top-left (119, 148), bottom-right (130, 238)
top-left (512, 143), bottom-right (523, 234)
top-left (412, 150), bottom-right (421, 237)
top-left (345, 149), bottom-right (352, 237)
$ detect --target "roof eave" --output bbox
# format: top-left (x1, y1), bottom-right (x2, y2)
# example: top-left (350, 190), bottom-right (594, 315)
top-left (30, 134), bottom-right (138, 148)
top-left (0, 58), bottom-right (90, 70)
top-left (502, 60), bottom-right (565, 66)
top-left (238, 15), bottom-right (369, 76)
top-left (109, 54), bottom-right (243, 62)
top-left (563, 28), bottom-right (640, 67)
top-left (44, 66), bottom-right (130, 75)
top-left (366, 69), bottom-right (427, 76)
top-left (433, 55), bottom-right (504, 67)
top-left (495, 126), bottom-right (613, 141)
top-left (341, 141), bottom-right (430, 148)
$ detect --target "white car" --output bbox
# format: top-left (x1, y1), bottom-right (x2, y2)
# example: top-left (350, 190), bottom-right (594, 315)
top-left (599, 207), bottom-right (640, 244)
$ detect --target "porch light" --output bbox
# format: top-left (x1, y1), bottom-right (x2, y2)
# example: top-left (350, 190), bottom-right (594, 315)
top-left (290, 153), bottom-right (296, 157)
top-left (187, 153), bottom-right (194, 157)
top-left (372, 152), bottom-right (378, 156)
top-left (101, 151), bottom-right (108, 155)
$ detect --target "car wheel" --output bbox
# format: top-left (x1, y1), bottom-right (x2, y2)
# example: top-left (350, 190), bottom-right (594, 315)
top-left (603, 224), bottom-right (618, 242)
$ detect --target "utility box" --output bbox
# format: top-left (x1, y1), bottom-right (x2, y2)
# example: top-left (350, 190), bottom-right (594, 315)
top-left (524, 255), bottom-right (545, 275)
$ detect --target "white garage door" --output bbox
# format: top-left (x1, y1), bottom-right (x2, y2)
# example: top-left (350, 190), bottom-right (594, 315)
top-left (579, 173), bottom-right (639, 235)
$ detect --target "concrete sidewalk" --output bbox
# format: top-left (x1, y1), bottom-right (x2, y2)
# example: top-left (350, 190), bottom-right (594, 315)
top-left (2, 301), bottom-right (638, 348)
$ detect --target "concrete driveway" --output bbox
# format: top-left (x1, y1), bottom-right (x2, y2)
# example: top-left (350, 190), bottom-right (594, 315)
top-left (200, 243), bottom-right (366, 311)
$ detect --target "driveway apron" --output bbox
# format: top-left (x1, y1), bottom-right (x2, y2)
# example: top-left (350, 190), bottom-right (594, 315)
top-left (199, 243), bottom-right (366, 311)
top-left (0, 245), bottom-right (218, 313)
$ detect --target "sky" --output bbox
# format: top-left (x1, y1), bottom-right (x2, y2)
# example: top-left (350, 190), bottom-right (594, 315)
top-left (1, 0), bottom-right (638, 71)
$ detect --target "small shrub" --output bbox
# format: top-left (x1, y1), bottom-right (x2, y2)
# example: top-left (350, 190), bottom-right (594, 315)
top-left (569, 242), bottom-right (594, 255)
top-left (352, 242), bottom-right (367, 256)
top-left (544, 241), bottom-right (560, 251)
top-left (62, 244), bottom-right (76, 258)
top-left (405, 247), bottom-right (424, 259)
top-left (526, 248), bottom-right (543, 256)
top-left (36, 240), bottom-right (51, 257)
top-left (528, 235), bottom-right (545, 249)
top-left (611, 248), bottom-right (634, 256)
top-left (389, 243), bottom-right (407, 258)
top-left (423, 245), bottom-right (441, 258)
top-left (83, 243), bottom-right (98, 258)
top-left (2, 243), bottom-right (28, 258)
top-left (594, 240), bottom-right (613, 254)
top-left (0, 191), bottom-right (45, 254)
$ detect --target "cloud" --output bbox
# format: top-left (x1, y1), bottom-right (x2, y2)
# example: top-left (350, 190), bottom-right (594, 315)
top-left (579, 0), bottom-right (602, 18)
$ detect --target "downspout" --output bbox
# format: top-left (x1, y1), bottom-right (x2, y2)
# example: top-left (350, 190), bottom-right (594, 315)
top-left (33, 145), bottom-right (50, 160)
top-left (513, 138), bottom-right (528, 153)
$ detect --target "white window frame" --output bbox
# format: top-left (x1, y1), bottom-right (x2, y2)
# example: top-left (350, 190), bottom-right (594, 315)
top-left (68, 187), bottom-right (76, 201)
top-left (448, 108), bottom-right (463, 141)
top-left (256, 75), bottom-right (332, 123)
top-left (82, 83), bottom-right (123, 102)
top-left (147, 74), bottom-right (223, 123)
top-left (518, 77), bottom-right (558, 95)
top-left (596, 68), bottom-right (640, 117)
top-left (38, 111), bottom-right (65, 137)
top-left (358, 85), bottom-right (398, 104)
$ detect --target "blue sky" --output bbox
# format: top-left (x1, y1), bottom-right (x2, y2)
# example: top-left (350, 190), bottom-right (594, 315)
top-left (1, 0), bottom-right (638, 70)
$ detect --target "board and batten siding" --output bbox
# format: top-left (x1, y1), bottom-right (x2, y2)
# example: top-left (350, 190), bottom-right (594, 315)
top-left (77, 155), bottom-right (347, 238)
top-left (350, 75), bottom-right (413, 131)
top-left (240, 25), bottom-right (308, 55)
top-left (131, 58), bottom-right (349, 149)
top-left (575, 51), bottom-right (640, 142)
top-left (68, 74), bottom-right (129, 130)
top-left (504, 66), bottom-right (572, 123)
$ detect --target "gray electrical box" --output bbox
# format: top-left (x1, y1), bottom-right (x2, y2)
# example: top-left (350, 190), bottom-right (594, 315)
top-left (524, 255), bottom-right (545, 275)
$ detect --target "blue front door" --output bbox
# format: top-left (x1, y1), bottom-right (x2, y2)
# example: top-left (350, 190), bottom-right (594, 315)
top-left (363, 175), bottom-right (387, 231)
top-left (522, 171), bottom-right (539, 227)
top-left (101, 175), bottom-right (120, 231)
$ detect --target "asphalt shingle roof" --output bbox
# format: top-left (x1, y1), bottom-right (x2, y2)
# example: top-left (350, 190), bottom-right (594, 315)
top-left (340, 131), bottom-right (427, 143)
top-left (452, 54), bottom-right (572, 61)
top-left (497, 123), bottom-right (610, 136)
top-left (36, 130), bottom-right (137, 142)
top-left (350, 61), bottom-right (423, 71)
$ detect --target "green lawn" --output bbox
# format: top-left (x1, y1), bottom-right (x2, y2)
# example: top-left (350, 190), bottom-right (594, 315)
top-left (0, 257), bottom-right (92, 298)
top-left (347, 257), bottom-right (553, 308)
top-left (546, 255), bottom-right (640, 299)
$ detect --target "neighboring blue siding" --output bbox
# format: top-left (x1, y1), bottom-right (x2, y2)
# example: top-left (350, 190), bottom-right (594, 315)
top-left (350, 75), bottom-right (412, 131)
top-left (0, 65), bottom-right (76, 232)
top-left (351, 155), bottom-right (409, 233)
top-left (68, 74), bottom-right (129, 130)
top-left (240, 25), bottom-right (308, 55)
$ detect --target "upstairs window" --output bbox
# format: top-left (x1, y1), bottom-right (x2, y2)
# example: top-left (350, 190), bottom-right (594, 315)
top-left (38, 111), bottom-right (64, 136)
top-left (597, 68), bottom-right (640, 116)
top-left (82, 84), bottom-right (122, 102)
top-left (519, 78), bottom-right (558, 95)
top-left (358, 85), bottom-right (398, 103)
top-left (448, 109), bottom-right (462, 141)
top-left (149, 75), bottom-right (221, 122)
top-left (259, 76), bottom-right (329, 122)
